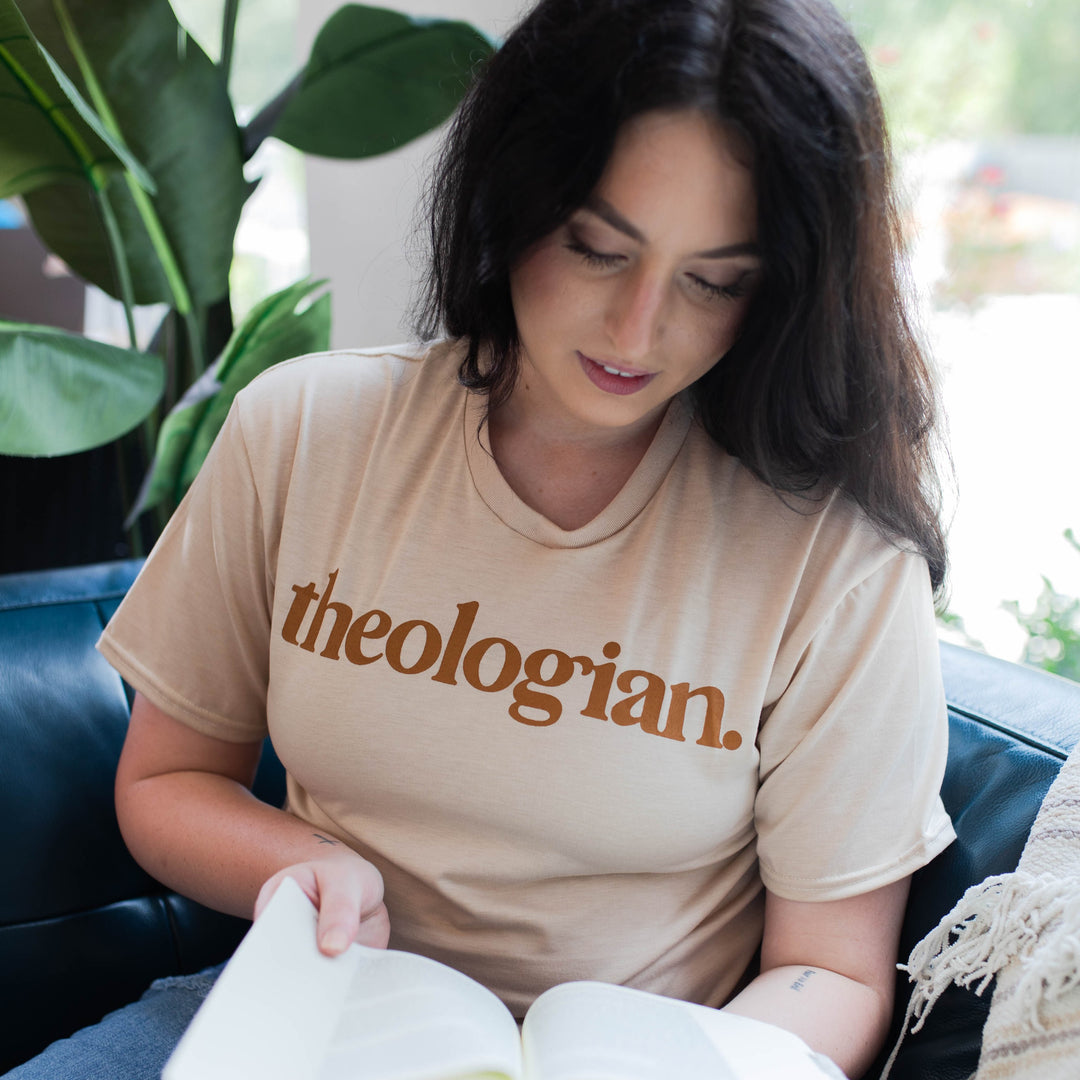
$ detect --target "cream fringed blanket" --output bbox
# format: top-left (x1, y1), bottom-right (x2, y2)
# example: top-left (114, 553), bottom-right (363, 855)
top-left (883, 742), bottom-right (1080, 1079)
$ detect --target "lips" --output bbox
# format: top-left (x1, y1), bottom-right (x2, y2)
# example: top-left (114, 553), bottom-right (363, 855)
top-left (577, 352), bottom-right (657, 396)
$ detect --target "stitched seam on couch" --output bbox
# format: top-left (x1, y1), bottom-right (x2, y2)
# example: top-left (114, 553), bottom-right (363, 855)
top-left (0, 588), bottom-right (131, 613)
top-left (947, 704), bottom-right (1070, 761)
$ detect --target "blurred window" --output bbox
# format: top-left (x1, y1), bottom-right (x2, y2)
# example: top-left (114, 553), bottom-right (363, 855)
top-left (843, 0), bottom-right (1080, 669)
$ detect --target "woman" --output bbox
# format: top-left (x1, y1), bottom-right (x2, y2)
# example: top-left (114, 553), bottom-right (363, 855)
top-left (8, 1), bottom-right (954, 1077)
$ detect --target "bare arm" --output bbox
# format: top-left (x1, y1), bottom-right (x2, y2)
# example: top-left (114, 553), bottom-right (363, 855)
top-left (114, 691), bottom-right (389, 955)
top-left (723, 879), bottom-right (909, 1078)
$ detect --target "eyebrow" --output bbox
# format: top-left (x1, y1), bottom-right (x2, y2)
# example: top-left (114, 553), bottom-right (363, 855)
top-left (581, 195), bottom-right (761, 260)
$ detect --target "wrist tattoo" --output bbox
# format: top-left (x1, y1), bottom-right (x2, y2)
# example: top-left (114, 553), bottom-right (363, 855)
top-left (313, 833), bottom-right (339, 845)
top-left (789, 969), bottom-right (818, 992)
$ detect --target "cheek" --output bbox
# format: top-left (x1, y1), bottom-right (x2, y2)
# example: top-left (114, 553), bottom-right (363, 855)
top-left (510, 243), bottom-right (577, 336)
top-left (681, 298), bottom-right (751, 375)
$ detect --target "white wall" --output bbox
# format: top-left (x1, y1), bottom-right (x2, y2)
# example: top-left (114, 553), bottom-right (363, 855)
top-left (297, 0), bottom-right (529, 349)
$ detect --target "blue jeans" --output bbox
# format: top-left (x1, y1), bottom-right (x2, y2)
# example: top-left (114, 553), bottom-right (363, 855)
top-left (2, 964), bottom-right (224, 1080)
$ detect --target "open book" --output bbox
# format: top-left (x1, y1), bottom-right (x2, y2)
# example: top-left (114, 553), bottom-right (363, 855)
top-left (163, 877), bottom-right (843, 1080)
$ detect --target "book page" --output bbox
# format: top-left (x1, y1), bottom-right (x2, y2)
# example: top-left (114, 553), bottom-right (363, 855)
top-left (163, 876), bottom-right (361, 1080)
top-left (521, 982), bottom-right (736, 1080)
top-left (164, 877), bottom-right (523, 1080)
top-left (319, 945), bottom-right (522, 1080)
top-left (521, 982), bottom-right (839, 1080)
top-left (677, 998), bottom-right (845, 1080)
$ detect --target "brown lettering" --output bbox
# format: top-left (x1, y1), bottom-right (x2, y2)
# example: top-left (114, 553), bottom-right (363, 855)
top-left (343, 609), bottom-right (391, 665)
top-left (577, 641), bottom-right (621, 720)
top-left (385, 619), bottom-right (443, 675)
top-left (282, 583), bottom-right (735, 752)
top-left (431, 601), bottom-right (480, 686)
top-left (300, 570), bottom-right (353, 659)
top-left (282, 582), bottom-right (319, 645)
top-left (462, 637), bottom-right (522, 692)
top-left (667, 682), bottom-right (737, 749)
top-left (611, 669), bottom-right (669, 734)
top-left (510, 648), bottom-right (575, 726)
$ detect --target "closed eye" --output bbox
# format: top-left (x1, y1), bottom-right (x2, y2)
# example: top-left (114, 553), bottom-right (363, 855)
top-left (687, 272), bottom-right (753, 302)
top-left (565, 239), bottom-right (625, 269)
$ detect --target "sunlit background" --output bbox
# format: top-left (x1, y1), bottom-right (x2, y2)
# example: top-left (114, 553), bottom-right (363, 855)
top-left (841, 0), bottom-right (1080, 671)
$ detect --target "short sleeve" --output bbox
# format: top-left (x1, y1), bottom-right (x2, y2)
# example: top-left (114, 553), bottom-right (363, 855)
top-left (754, 551), bottom-right (955, 900)
top-left (97, 396), bottom-right (275, 742)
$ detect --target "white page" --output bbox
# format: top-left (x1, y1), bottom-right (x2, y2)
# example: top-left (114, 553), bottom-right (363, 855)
top-left (163, 876), bottom-right (360, 1080)
top-left (683, 1000), bottom-right (845, 1079)
top-left (319, 946), bottom-right (522, 1080)
top-left (164, 877), bottom-right (523, 1080)
top-left (521, 982), bottom-right (842, 1080)
top-left (521, 982), bottom-right (735, 1080)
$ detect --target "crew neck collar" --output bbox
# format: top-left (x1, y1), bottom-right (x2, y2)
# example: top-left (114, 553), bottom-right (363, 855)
top-left (462, 390), bottom-right (693, 549)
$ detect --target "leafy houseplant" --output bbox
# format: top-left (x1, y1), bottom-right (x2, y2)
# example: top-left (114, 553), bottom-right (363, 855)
top-left (0, 0), bottom-right (494, 556)
top-left (1004, 528), bottom-right (1080, 683)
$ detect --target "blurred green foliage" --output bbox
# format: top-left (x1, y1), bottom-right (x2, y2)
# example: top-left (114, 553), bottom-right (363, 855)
top-left (841, 0), bottom-right (1080, 143)
top-left (1004, 530), bottom-right (1080, 683)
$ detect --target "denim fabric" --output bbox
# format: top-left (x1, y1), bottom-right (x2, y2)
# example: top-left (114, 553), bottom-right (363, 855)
top-left (1, 964), bottom-right (224, 1080)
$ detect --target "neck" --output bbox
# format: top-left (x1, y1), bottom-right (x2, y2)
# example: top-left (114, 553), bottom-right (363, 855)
top-left (485, 387), bottom-right (669, 531)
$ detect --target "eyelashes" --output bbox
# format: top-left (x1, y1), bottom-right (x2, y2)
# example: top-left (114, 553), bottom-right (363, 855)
top-left (688, 274), bottom-right (752, 302)
top-left (564, 238), bottom-right (622, 269)
top-left (562, 238), bottom-right (752, 302)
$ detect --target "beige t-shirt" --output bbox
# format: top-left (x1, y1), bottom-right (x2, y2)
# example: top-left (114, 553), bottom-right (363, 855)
top-left (99, 340), bottom-right (955, 1014)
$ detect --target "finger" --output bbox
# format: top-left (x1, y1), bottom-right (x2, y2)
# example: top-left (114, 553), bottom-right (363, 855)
top-left (315, 876), bottom-right (364, 957)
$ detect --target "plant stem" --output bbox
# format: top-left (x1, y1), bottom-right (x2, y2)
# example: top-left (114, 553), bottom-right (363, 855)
top-left (92, 183), bottom-right (139, 348)
top-left (220, 0), bottom-right (240, 86)
top-left (240, 69), bottom-right (303, 161)
top-left (181, 303), bottom-right (206, 378)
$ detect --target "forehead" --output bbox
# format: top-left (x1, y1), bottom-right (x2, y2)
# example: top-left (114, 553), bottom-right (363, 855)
top-left (591, 109), bottom-right (757, 244)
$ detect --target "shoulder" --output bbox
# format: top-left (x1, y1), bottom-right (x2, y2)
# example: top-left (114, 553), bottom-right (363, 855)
top-left (679, 415), bottom-right (929, 625)
top-left (228, 339), bottom-right (465, 452)
top-left (236, 338), bottom-right (462, 415)
top-left (202, 339), bottom-right (467, 511)
top-left (685, 417), bottom-right (910, 576)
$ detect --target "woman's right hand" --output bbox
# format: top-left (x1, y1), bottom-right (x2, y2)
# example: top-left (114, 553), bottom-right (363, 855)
top-left (255, 852), bottom-right (391, 956)
top-left (116, 692), bottom-right (392, 956)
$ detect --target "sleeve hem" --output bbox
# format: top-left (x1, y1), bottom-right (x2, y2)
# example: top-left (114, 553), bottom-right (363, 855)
top-left (759, 818), bottom-right (957, 902)
top-left (97, 631), bottom-right (268, 745)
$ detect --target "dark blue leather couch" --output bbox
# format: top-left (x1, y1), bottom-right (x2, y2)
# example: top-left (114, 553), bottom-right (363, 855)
top-left (1, 559), bottom-right (1077, 1077)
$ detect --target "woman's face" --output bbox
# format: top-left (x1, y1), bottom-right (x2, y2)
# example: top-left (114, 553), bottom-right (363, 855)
top-left (507, 108), bottom-right (760, 441)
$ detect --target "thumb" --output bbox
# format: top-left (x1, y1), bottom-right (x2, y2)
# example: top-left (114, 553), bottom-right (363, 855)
top-left (315, 875), bottom-right (364, 957)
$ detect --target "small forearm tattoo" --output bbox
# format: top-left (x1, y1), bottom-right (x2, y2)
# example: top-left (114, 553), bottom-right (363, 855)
top-left (789, 969), bottom-right (818, 992)
top-left (313, 833), bottom-right (339, 845)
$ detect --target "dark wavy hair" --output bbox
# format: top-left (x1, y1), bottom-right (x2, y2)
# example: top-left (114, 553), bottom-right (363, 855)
top-left (416, 0), bottom-right (948, 591)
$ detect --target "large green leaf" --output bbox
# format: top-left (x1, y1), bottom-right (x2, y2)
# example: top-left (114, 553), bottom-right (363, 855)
top-left (0, 320), bottom-right (164, 456)
top-left (35, 35), bottom-right (157, 192)
top-left (0, 0), bottom-right (145, 198)
top-left (273, 4), bottom-right (495, 159)
top-left (130, 279), bottom-right (331, 520)
top-left (16, 0), bottom-right (246, 307)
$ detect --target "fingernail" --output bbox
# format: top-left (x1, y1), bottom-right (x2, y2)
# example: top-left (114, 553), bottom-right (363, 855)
top-left (321, 930), bottom-right (347, 954)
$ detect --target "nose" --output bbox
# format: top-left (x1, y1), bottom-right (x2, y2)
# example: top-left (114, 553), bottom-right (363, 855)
top-left (604, 267), bottom-right (665, 361)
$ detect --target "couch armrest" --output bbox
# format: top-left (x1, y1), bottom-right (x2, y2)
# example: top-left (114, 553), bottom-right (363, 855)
top-left (0, 560), bottom-right (285, 1073)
